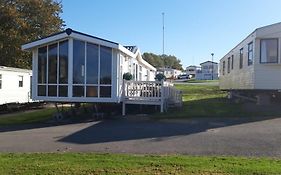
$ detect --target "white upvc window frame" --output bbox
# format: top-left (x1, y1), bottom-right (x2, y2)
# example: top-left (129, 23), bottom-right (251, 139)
top-left (260, 38), bottom-right (279, 64)
top-left (0, 74), bottom-right (2, 89)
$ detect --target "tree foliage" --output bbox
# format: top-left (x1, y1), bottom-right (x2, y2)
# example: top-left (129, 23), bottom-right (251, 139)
top-left (0, 0), bottom-right (65, 69)
top-left (142, 52), bottom-right (183, 70)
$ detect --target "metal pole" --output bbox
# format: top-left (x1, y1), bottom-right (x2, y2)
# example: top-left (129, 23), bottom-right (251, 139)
top-left (211, 53), bottom-right (214, 80)
top-left (162, 12), bottom-right (165, 55)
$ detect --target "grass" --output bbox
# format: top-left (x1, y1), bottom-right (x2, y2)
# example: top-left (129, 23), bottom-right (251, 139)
top-left (185, 79), bottom-right (219, 83)
top-left (0, 108), bottom-right (56, 125)
top-left (0, 153), bottom-right (280, 175)
top-left (154, 84), bottom-right (281, 119)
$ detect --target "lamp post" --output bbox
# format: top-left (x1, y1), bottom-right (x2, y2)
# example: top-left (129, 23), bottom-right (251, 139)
top-left (162, 12), bottom-right (165, 55)
top-left (211, 53), bottom-right (214, 80)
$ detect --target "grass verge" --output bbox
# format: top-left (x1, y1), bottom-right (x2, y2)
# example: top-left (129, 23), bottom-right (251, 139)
top-left (154, 84), bottom-right (281, 119)
top-left (185, 79), bottom-right (219, 83)
top-left (0, 153), bottom-right (280, 175)
top-left (0, 108), bottom-right (56, 125)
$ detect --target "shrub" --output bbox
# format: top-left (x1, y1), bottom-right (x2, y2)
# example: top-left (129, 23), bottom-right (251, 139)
top-left (155, 73), bottom-right (166, 81)
top-left (123, 72), bottom-right (133, 80)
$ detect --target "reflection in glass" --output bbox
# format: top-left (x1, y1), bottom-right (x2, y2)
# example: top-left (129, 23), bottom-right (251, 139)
top-left (86, 86), bottom-right (98, 97)
top-left (73, 86), bottom-right (84, 97)
top-left (48, 43), bottom-right (58, 83)
top-left (73, 40), bottom-right (85, 84)
top-left (261, 39), bottom-right (278, 63)
top-left (100, 46), bottom-right (112, 84)
top-left (86, 43), bottom-right (99, 84)
top-left (38, 46), bottom-right (47, 84)
top-left (38, 85), bottom-right (46, 96)
top-left (48, 85), bottom-right (57, 97)
top-left (59, 86), bottom-right (68, 97)
top-left (59, 40), bottom-right (68, 83)
top-left (100, 86), bottom-right (111, 98)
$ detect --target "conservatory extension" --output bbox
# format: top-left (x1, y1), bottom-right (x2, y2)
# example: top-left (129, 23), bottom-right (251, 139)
top-left (22, 28), bottom-right (182, 114)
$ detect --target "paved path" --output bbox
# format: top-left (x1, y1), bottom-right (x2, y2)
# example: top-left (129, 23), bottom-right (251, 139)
top-left (0, 117), bottom-right (280, 157)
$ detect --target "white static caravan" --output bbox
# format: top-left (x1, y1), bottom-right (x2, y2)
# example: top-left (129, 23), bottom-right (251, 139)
top-left (219, 22), bottom-right (281, 103)
top-left (22, 28), bottom-right (157, 104)
top-left (157, 68), bottom-right (182, 79)
top-left (0, 66), bottom-right (32, 105)
top-left (195, 61), bottom-right (218, 80)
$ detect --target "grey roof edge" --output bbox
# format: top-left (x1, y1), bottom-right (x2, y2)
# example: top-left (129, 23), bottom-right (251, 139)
top-left (23, 28), bottom-right (119, 46)
top-left (200, 61), bottom-right (218, 65)
top-left (0, 66), bottom-right (32, 73)
top-left (220, 22), bottom-right (281, 61)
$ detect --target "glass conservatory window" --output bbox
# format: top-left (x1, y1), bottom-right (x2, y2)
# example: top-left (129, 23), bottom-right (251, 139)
top-left (38, 46), bottom-right (47, 84)
top-left (59, 40), bottom-right (68, 84)
top-left (37, 40), bottom-right (68, 97)
top-left (73, 40), bottom-right (85, 84)
top-left (86, 43), bottom-right (99, 84)
top-left (100, 46), bottom-right (112, 84)
top-left (72, 39), bottom-right (112, 98)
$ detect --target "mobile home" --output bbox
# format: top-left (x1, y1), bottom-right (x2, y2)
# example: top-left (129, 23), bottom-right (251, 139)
top-left (0, 66), bottom-right (32, 105)
top-left (21, 28), bottom-right (157, 104)
top-left (195, 61), bottom-right (218, 80)
top-left (219, 22), bottom-right (281, 103)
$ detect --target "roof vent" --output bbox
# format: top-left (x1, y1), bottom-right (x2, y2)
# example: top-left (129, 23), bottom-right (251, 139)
top-left (65, 28), bottom-right (72, 35)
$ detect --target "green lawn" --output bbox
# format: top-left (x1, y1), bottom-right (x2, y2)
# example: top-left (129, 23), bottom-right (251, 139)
top-left (185, 79), bottom-right (219, 83)
top-left (0, 153), bottom-right (280, 175)
top-left (0, 108), bottom-right (56, 125)
top-left (154, 84), bottom-right (281, 119)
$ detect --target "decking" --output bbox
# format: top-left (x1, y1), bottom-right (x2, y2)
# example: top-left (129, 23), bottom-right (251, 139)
top-left (122, 80), bottom-right (182, 115)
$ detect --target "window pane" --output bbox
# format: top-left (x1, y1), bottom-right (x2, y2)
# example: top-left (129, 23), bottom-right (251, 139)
top-left (86, 86), bottom-right (98, 97)
top-left (48, 43), bottom-right (58, 83)
top-left (38, 85), bottom-right (46, 96)
top-left (100, 86), bottom-right (111, 98)
top-left (48, 85), bottom-right (57, 97)
top-left (59, 40), bottom-right (68, 84)
top-left (0, 74), bottom-right (2, 89)
top-left (73, 40), bottom-right (85, 84)
top-left (100, 46), bottom-right (112, 84)
top-left (261, 39), bottom-right (278, 63)
top-left (222, 61), bottom-right (225, 75)
top-left (59, 85), bottom-right (68, 97)
top-left (231, 55), bottom-right (234, 69)
top-left (86, 43), bottom-right (99, 84)
top-left (239, 48), bottom-right (243, 69)
top-left (73, 86), bottom-right (84, 97)
top-left (248, 42), bottom-right (253, 65)
top-left (18, 76), bottom-right (23, 87)
top-left (227, 57), bottom-right (230, 73)
top-left (38, 46), bottom-right (47, 84)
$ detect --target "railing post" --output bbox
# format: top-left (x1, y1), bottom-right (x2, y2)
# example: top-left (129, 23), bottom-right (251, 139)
top-left (122, 80), bottom-right (126, 116)
top-left (160, 80), bottom-right (164, 113)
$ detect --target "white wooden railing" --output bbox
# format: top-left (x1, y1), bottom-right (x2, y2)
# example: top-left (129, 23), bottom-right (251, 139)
top-left (122, 80), bottom-right (182, 115)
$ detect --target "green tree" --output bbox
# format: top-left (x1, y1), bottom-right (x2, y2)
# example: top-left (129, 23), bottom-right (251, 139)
top-left (142, 52), bottom-right (183, 70)
top-left (0, 0), bottom-right (64, 69)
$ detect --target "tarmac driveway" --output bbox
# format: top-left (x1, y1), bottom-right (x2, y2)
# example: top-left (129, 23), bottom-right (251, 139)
top-left (0, 116), bottom-right (281, 157)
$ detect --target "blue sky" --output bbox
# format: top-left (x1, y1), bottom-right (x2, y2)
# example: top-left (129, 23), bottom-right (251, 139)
top-left (61, 0), bottom-right (281, 68)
